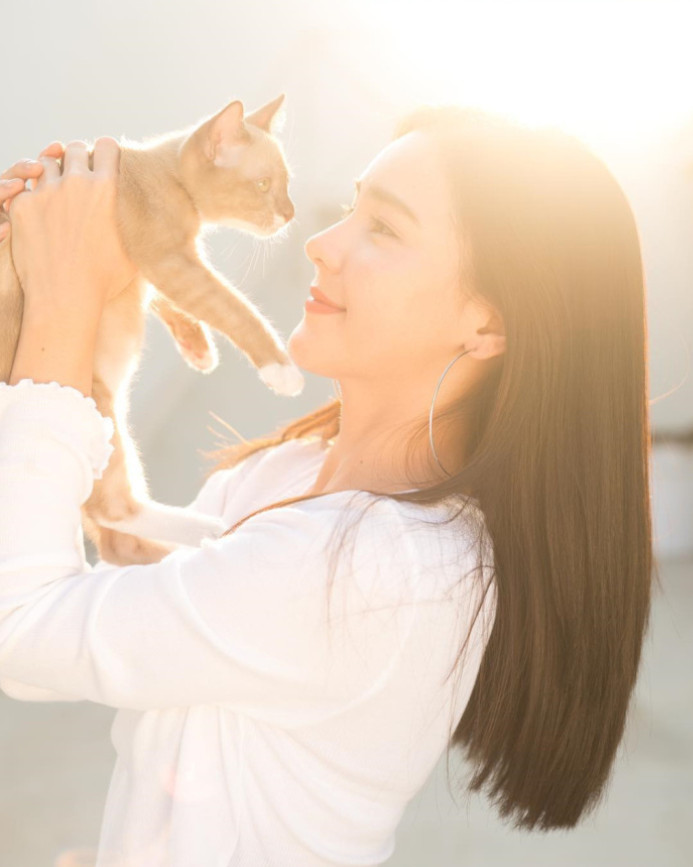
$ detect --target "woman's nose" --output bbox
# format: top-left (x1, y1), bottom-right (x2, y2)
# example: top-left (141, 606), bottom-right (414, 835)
top-left (304, 223), bottom-right (341, 270)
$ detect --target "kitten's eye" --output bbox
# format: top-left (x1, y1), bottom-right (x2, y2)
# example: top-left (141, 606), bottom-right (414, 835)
top-left (256, 177), bottom-right (271, 193)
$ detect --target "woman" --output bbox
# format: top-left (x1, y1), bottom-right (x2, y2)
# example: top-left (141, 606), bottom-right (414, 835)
top-left (0, 105), bottom-right (654, 866)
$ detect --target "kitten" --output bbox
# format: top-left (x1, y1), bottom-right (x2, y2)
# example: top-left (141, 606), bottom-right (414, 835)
top-left (0, 93), bottom-right (305, 566)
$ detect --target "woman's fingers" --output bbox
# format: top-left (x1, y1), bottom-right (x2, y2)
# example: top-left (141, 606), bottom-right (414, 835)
top-left (0, 141), bottom-right (66, 227)
top-left (0, 178), bottom-right (25, 198)
top-left (0, 178), bottom-right (25, 214)
top-left (34, 155), bottom-right (61, 191)
top-left (0, 137), bottom-right (116, 233)
top-left (0, 178), bottom-right (24, 236)
top-left (31, 143), bottom-right (65, 191)
top-left (1, 156), bottom-right (47, 198)
top-left (92, 136), bottom-right (121, 178)
top-left (62, 140), bottom-right (90, 175)
top-left (7, 132), bottom-right (137, 311)
top-left (38, 141), bottom-right (64, 159)
top-left (0, 159), bottom-right (44, 183)
top-left (0, 141), bottom-right (64, 186)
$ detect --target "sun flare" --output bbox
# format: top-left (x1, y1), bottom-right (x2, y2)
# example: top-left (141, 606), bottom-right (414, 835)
top-left (347, 0), bottom-right (692, 148)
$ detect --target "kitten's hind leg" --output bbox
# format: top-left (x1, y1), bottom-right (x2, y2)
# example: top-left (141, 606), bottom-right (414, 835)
top-left (149, 292), bottom-right (219, 373)
top-left (98, 528), bottom-right (179, 567)
top-left (98, 501), bottom-right (225, 547)
top-left (85, 377), bottom-right (224, 566)
top-left (84, 514), bottom-right (178, 566)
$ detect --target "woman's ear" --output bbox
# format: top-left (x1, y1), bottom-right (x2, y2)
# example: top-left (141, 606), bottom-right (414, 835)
top-left (471, 331), bottom-right (506, 360)
top-left (464, 304), bottom-right (506, 360)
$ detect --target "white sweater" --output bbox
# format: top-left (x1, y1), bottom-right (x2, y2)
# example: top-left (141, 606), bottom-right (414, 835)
top-left (0, 379), bottom-right (497, 867)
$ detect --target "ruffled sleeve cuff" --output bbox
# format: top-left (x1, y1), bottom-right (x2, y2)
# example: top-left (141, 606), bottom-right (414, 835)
top-left (0, 378), bottom-right (115, 479)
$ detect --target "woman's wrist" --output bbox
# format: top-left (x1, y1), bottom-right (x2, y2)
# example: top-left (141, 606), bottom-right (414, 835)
top-left (8, 300), bottom-right (101, 397)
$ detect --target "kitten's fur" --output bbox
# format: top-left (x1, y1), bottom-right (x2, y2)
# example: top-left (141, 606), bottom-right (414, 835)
top-left (0, 94), bottom-right (305, 566)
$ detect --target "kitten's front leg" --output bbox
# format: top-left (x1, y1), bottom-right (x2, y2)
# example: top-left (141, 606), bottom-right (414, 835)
top-left (149, 292), bottom-right (219, 373)
top-left (142, 252), bottom-right (304, 397)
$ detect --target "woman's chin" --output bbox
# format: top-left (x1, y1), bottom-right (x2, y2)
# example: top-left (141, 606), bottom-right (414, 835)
top-left (287, 330), bottom-right (337, 380)
top-left (286, 329), bottom-right (316, 370)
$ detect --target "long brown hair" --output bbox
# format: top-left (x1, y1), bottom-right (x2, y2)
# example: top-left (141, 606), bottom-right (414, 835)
top-left (202, 105), bottom-right (656, 831)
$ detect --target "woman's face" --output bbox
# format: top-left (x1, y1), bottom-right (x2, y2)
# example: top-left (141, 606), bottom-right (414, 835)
top-left (288, 130), bottom-right (480, 391)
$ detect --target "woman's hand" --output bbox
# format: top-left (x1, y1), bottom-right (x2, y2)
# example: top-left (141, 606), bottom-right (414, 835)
top-left (0, 141), bottom-right (64, 229)
top-left (2, 137), bottom-right (138, 322)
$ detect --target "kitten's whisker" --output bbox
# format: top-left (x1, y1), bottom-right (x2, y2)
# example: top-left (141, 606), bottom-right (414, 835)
top-left (250, 239), bottom-right (264, 286)
top-left (237, 238), bottom-right (259, 289)
top-left (250, 239), bottom-right (262, 281)
top-left (220, 232), bottom-right (241, 262)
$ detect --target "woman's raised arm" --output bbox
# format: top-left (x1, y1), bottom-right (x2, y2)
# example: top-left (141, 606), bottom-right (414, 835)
top-left (0, 380), bottom-right (422, 722)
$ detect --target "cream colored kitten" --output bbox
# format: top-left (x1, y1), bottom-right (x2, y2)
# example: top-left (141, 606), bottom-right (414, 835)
top-left (0, 94), bottom-right (305, 566)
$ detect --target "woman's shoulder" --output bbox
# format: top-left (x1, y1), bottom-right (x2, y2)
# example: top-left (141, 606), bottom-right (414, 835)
top-left (198, 436), bottom-right (491, 554)
top-left (196, 436), bottom-right (492, 606)
top-left (189, 436), bottom-right (330, 522)
top-left (197, 436), bottom-right (314, 491)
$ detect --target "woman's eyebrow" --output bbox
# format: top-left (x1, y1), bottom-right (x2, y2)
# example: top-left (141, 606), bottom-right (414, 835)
top-left (353, 178), bottom-right (420, 226)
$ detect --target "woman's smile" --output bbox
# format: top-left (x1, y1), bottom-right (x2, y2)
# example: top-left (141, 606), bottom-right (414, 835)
top-left (304, 297), bottom-right (346, 314)
top-left (305, 285), bottom-right (347, 315)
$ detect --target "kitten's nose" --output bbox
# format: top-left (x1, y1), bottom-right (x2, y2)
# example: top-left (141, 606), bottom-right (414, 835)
top-left (280, 201), bottom-right (295, 223)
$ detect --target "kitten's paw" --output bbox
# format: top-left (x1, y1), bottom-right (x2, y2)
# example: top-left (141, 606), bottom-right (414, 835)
top-left (170, 318), bottom-right (219, 373)
top-left (99, 508), bottom-right (225, 547)
top-left (97, 528), bottom-right (178, 566)
top-left (180, 338), bottom-right (219, 373)
top-left (258, 361), bottom-right (305, 396)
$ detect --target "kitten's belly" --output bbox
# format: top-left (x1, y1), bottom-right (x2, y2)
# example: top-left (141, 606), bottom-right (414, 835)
top-left (92, 277), bottom-right (148, 393)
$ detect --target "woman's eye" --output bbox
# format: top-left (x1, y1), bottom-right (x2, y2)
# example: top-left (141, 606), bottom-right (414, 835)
top-left (339, 203), bottom-right (397, 238)
top-left (256, 177), bottom-right (271, 192)
top-left (371, 218), bottom-right (397, 238)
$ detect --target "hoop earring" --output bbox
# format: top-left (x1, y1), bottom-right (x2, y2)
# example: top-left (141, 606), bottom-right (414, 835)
top-left (332, 379), bottom-right (342, 400)
top-left (429, 347), bottom-right (473, 476)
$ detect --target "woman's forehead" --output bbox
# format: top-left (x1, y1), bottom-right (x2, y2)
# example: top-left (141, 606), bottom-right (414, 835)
top-left (359, 131), bottom-right (453, 224)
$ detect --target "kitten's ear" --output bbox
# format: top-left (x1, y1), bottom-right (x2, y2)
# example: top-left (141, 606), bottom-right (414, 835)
top-left (245, 93), bottom-right (286, 134)
top-left (204, 99), bottom-right (250, 162)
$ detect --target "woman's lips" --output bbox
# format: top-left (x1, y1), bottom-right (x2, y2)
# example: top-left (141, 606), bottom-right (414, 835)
top-left (304, 298), bottom-right (346, 314)
top-left (309, 286), bottom-right (345, 308)
top-left (306, 285), bottom-right (346, 314)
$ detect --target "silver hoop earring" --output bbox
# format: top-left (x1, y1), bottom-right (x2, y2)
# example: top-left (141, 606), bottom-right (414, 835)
top-left (429, 347), bottom-right (473, 476)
